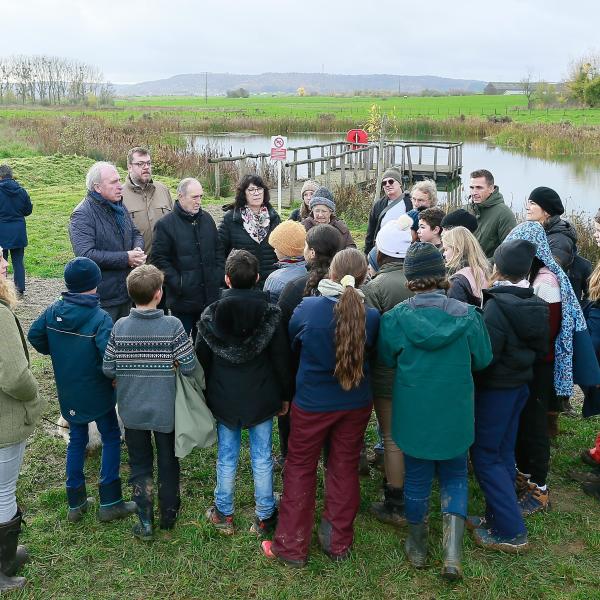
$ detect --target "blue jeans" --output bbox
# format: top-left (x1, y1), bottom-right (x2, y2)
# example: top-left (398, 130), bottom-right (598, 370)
top-left (404, 452), bottom-right (468, 524)
top-left (66, 408), bottom-right (121, 491)
top-left (215, 419), bottom-right (275, 520)
top-left (3, 247), bottom-right (25, 293)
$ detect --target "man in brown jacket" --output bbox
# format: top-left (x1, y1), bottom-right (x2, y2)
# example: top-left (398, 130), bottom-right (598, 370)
top-left (122, 146), bottom-right (174, 258)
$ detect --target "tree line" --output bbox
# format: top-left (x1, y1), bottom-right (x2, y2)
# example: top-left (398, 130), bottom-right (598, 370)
top-left (0, 55), bottom-right (114, 107)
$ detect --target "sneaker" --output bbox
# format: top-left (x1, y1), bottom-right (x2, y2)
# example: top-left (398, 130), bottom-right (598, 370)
top-left (473, 528), bottom-right (529, 553)
top-left (466, 515), bottom-right (488, 531)
top-left (581, 480), bottom-right (600, 501)
top-left (206, 506), bottom-right (234, 535)
top-left (515, 470), bottom-right (530, 499)
top-left (132, 520), bottom-right (153, 541)
top-left (261, 540), bottom-right (307, 568)
top-left (518, 484), bottom-right (550, 517)
top-left (250, 509), bottom-right (278, 537)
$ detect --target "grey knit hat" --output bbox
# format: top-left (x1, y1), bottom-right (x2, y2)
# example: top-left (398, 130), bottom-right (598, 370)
top-left (404, 242), bottom-right (446, 280)
top-left (382, 168), bottom-right (403, 185)
top-left (309, 186), bottom-right (335, 213)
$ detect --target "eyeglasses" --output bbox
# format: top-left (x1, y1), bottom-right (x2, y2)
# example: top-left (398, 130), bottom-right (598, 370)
top-left (132, 161), bottom-right (151, 168)
top-left (246, 187), bottom-right (264, 194)
top-left (382, 179), bottom-right (397, 186)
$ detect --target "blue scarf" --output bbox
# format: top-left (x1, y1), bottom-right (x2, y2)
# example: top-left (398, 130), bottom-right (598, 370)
top-left (90, 190), bottom-right (127, 235)
top-left (504, 221), bottom-right (586, 396)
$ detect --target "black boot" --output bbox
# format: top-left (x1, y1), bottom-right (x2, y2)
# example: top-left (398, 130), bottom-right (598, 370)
top-left (441, 513), bottom-right (465, 581)
top-left (370, 483), bottom-right (406, 527)
top-left (159, 496), bottom-right (181, 531)
top-left (97, 479), bottom-right (137, 523)
top-left (66, 485), bottom-right (95, 523)
top-left (0, 508), bottom-right (28, 576)
top-left (405, 522), bottom-right (428, 568)
top-left (132, 477), bottom-right (154, 541)
top-left (318, 518), bottom-right (351, 562)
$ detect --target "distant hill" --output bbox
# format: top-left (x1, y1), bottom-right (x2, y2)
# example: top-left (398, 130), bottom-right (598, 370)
top-left (113, 72), bottom-right (486, 96)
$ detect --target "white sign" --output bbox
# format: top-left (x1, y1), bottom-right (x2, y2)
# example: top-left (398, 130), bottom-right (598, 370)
top-left (270, 135), bottom-right (288, 161)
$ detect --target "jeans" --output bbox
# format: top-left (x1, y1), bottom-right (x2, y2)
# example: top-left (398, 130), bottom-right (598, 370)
top-left (66, 408), bottom-right (121, 491)
top-left (3, 247), bottom-right (25, 293)
top-left (404, 452), bottom-right (468, 524)
top-left (472, 385), bottom-right (528, 538)
top-left (172, 312), bottom-right (201, 343)
top-left (0, 442), bottom-right (26, 523)
top-left (215, 419), bottom-right (275, 520)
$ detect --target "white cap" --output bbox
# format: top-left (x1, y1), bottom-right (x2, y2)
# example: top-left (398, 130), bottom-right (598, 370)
top-left (375, 215), bottom-right (413, 259)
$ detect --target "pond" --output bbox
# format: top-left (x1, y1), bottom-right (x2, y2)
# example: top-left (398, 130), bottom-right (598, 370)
top-left (186, 133), bottom-right (600, 216)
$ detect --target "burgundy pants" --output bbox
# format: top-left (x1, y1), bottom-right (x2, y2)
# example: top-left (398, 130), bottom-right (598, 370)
top-left (271, 402), bottom-right (372, 562)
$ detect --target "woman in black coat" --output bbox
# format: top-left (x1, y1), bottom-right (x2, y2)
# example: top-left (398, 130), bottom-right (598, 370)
top-left (217, 175), bottom-right (281, 289)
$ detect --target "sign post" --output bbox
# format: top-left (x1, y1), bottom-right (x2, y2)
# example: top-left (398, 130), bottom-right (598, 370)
top-left (270, 135), bottom-right (288, 213)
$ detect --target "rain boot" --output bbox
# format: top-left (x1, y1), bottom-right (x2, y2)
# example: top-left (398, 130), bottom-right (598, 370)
top-left (97, 479), bottom-right (137, 522)
top-left (0, 508), bottom-right (28, 576)
top-left (370, 482), bottom-right (406, 527)
top-left (405, 521), bottom-right (428, 568)
top-left (66, 484), bottom-right (95, 523)
top-left (441, 513), bottom-right (465, 581)
top-left (159, 496), bottom-right (181, 531)
top-left (132, 477), bottom-right (154, 541)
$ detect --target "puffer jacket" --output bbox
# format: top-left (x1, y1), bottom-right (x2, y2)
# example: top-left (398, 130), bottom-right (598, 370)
top-left (0, 178), bottom-right (32, 249)
top-left (302, 216), bottom-right (356, 249)
top-left (152, 202), bottom-right (223, 315)
top-left (217, 204), bottom-right (281, 288)
top-left (544, 215), bottom-right (577, 269)
top-left (69, 193), bottom-right (144, 308)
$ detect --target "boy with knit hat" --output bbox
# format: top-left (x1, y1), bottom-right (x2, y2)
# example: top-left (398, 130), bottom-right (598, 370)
top-left (377, 242), bottom-right (492, 580)
top-left (28, 257), bottom-right (137, 523)
top-left (264, 220), bottom-right (307, 303)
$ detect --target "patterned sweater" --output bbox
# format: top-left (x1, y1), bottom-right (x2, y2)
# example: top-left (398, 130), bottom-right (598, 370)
top-left (102, 308), bottom-right (196, 433)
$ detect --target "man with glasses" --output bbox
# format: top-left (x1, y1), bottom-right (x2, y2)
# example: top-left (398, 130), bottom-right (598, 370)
top-left (364, 168), bottom-right (413, 254)
top-left (122, 147), bottom-right (173, 258)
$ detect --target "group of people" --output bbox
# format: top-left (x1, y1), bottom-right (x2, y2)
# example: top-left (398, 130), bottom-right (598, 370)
top-left (1, 148), bottom-right (600, 591)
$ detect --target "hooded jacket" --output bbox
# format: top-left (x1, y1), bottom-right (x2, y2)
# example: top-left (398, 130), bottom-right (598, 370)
top-left (0, 178), bottom-right (32, 249)
top-left (196, 288), bottom-right (291, 428)
top-left (28, 292), bottom-right (115, 423)
top-left (468, 187), bottom-right (516, 259)
top-left (378, 291), bottom-right (492, 460)
top-left (477, 285), bottom-right (550, 389)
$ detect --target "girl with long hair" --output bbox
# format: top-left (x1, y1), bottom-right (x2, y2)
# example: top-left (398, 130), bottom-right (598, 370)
top-left (262, 248), bottom-right (380, 566)
top-left (442, 226), bottom-right (491, 307)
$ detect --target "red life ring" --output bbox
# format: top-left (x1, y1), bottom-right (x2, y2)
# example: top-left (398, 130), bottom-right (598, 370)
top-left (346, 129), bottom-right (368, 150)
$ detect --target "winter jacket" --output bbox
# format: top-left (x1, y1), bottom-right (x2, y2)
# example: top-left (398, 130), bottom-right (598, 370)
top-left (569, 254), bottom-right (593, 303)
top-left (0, 178), bottom-right (32, 249)
top-left (69, 193), bottom-right (144, 308)
top-left (302, 216), bottom-right (356, 249)
top-left (544, 215), bottom-right (576, 269)
top-left (378, 291), bottom-right (492, 460)
top-left (0, 300), bottom-right (45, 448)
top-left (289, 295), bottom-right (380, 413)
top-left (27, 292), bottom-right (115, 424)
top-left (289, 207), bottom-right (308, 222)
top-left (217, 205), bottom-right (281, 288)
top-left (477, 285), bottom-right (550, 389)
top-left (264, 260), bottom-right (307, 303)
top-left (152, 202), bottom-right (223, 315)
top-left (365, 193), bottom-right (413, 254)
top-left (195, 288), bottom-right (292, 429)
top-left (122, 176), bottom-right (173, 256)
top-left (468, 188), bottom-right (516, 259)
top-left (447, 269), bottom-right (486, 307)
top-left (278, 273), bottom-right (309, 330)
top-left (582, 300), bottom-right (600, 417)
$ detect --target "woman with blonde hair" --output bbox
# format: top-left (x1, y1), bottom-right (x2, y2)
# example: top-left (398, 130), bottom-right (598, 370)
top-left (442, 226), bottom-right (491, 307)
top-left (0, 247), bottom-right (46, 591)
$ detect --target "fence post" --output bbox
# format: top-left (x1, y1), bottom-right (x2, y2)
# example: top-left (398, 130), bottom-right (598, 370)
top-left (307, 147), bottom-right (312, 178)
top-left (214, 161), bottom-right (221, 198)
top-left (340, 151), bottom-right (346, 186)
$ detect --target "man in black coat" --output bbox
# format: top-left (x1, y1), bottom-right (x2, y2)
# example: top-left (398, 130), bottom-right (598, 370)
top-left (152, 178), bottom-right (222, 340)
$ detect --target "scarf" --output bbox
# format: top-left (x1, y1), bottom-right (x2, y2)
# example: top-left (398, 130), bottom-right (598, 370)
top-left (504, 221), bottom-right (587, 396)
top-left (241, 206), bottom-right (270, 244)
top-left (318, 276), bottom-right (365, 299)
top-left (90, 190), bottom-right (127, 235)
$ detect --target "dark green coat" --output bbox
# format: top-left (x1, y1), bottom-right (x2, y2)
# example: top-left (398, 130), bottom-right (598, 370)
top-left (378, 292), bottom-right (492, 460)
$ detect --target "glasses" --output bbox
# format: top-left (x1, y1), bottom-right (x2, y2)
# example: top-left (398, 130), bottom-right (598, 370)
top-left (382, 179), bottom-right (397, 186)
top-left (246, 187), bottom-right (264, 194)
top-left (132, 161), bottom-right (151, 168)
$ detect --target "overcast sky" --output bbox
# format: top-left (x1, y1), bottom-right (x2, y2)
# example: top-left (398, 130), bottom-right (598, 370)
top-left (2, 0), bottom-right (597, 84)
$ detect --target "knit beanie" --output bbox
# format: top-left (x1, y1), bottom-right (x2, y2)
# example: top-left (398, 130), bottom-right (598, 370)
top-left (404, 242), bottom-right (446, 280)
top-left (441, 208), bottom-right (478, 233)
top-left (382, 168), bottom-right (403, 185)
top-left (64, 257), bottom-right (102, 293)
top-left (494, 239), bottom-right (537, 280)
top-left (309, 186), bottom-right (336, 213)
top-left (529, 186), bottom-right (564, 216)
top-left (268, 220), bottom-right (307, 257)
top-left (375, 214), bottom-right (413, 259)
top-left (300, 179), bottom-right (319, 199)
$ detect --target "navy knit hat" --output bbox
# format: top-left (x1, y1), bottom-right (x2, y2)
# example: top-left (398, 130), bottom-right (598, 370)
top-left (309, 186), bottom-right (335, 213)
top-left (494, 239), bottom-right (537, 280)
top-left (64, 257), bottom-right (102, 293)
top-left (529, 186), bottom-right (564, 216)
top-left (404, 242), bottom-right (446, 280)
top-left (441, 208), bottom-right (478, 233)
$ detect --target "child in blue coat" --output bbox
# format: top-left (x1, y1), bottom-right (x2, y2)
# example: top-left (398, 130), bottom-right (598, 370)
top-left (28, 257), bottom-right (136, 523)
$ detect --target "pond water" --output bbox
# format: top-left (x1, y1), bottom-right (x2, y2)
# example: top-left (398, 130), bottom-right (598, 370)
top-left (186, 132), bottom-right (600, 215)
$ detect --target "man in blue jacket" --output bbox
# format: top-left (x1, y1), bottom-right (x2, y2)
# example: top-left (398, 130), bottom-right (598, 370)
top-left (69, 162), bottom-right (146, 323)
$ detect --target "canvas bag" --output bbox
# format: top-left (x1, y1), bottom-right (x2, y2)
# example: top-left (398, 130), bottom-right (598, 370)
top-left (174, 363), bottom-right (216, 458)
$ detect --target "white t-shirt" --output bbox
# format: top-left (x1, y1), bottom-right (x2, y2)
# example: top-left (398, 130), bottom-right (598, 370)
top-left (380, 198), bottom-right (407, 227)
